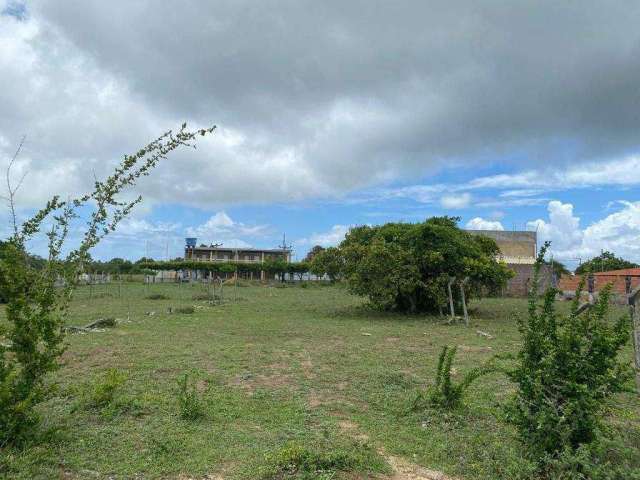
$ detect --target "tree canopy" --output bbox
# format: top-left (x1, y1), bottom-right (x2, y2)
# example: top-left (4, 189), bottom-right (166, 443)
top-left (339, 217), bottom-right (513, 313)
top-left (574, 251), bottom-right (639, 274)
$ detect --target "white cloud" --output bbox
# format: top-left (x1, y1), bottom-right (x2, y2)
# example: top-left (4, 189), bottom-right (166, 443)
top-left (440, 192), bottom-right (471, 209)
top-left (465, 217), bottom-right (505, 231)
top-left (298, 224), bottom-right (350, 247)
top-left (185, 211), bottom-right (269, 244)
top-left (527, 200), bottom-right (640, 265)
top-left (527, 201), bottom-right (584, 256)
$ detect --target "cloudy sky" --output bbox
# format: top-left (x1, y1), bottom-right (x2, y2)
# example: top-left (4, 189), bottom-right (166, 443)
top-left (1, 1), bottom-right (640, 268)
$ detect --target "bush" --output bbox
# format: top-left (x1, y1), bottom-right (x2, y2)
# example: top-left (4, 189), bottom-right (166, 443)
top-left (0, 125), bottom-right (214, 445)
top-left (176, 373), bottom-right (204, 421)
top-left (505, 243), bottom-right (632, 473)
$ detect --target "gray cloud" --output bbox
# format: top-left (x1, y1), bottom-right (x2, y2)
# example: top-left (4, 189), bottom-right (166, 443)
top-left (3, 1), bottom-right (640, 209)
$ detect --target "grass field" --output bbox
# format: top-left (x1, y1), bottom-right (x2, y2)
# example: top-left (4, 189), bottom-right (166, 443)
top-left (1, 282), bottom-right (639, 479)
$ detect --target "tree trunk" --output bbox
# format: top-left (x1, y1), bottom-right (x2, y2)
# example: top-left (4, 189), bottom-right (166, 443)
top-left (447, 277), bottom-right (456, 320)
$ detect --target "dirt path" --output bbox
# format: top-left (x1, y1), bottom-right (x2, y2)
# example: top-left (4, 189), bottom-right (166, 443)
top-left (337, 418), bottom-right (459, 480)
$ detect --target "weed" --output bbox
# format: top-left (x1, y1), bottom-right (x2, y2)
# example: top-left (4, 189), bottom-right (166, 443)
top-left (417, 345), bottom-right (492, 410)
top-left (176, 373), bottom-right (205, 421)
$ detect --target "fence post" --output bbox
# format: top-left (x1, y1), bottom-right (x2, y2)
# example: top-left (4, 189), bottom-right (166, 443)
top-left (460, 277), bottom-right (470, 327)
top-left (629, 286), bottom-right (640, 392)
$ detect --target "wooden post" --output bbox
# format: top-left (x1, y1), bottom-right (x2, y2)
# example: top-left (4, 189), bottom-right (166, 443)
top-left (460, 277), bottom-right (470, 327)
top-left (447, 277), bottom-right (456, 321)
top-left (629, 286), bottom-right (640, 392)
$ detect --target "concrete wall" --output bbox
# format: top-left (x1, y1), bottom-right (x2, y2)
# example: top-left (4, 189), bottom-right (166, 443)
top-left (467, 230), bottom-right (537, 259)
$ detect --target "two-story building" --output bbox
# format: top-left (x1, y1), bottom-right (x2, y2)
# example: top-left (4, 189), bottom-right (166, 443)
top-left (183, 238), bottom-right (291, 280)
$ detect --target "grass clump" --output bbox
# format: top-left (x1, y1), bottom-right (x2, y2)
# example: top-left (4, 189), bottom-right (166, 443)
top-left (145, 293), bottom-right (170, 300)
top-left (73, 368), bottom-right (142, 418)
top-left (255, 441), bottom-right (388, 479)
top-left (176, 373), bottom-right (205, 421)
top-left (174, 306), bottom-right (195, 314)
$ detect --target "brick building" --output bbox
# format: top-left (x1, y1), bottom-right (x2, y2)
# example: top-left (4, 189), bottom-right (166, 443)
top-left (466, 230), bottom-right (551, 296)
top-left (559, 268), bottom-right (640, 299)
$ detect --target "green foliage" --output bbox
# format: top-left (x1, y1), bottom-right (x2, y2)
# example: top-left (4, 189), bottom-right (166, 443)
top-left (421, 345), bottom-right (493, 410)
top-left (0, 124), bottom-right (214, 446)
top-left (176, 373), bottom-right (204, 421)
top-left (575, 250), bottom-right (638, 274)
top-left (340, 217), bottom-right (513, 313)
top-left (505, 243), bottom-right (632, 472)
top-left (309, 246), bottom-right (343, 282)
top-left (304, 245), bottom-right (325, 262)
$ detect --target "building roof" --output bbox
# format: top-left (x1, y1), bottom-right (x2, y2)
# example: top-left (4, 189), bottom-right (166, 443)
top-left (592, 268), bottom-right (640, 276)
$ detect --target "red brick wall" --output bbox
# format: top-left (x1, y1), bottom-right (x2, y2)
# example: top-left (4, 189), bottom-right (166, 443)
top-left (503, 264), bottom-right (552, 297)
top-left (559, 274), bottom-right (640, 295)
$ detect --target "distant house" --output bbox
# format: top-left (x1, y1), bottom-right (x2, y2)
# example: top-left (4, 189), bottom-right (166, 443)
top-left (465, 230), bottom-right (551, 296)
top-left (559, 268), bottom-right (640, 300)
top-left (183, 238), bottom-right (291, 280)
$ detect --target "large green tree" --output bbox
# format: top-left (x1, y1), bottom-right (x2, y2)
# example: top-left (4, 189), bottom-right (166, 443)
top-left (340, 217), bottom-right (512, 313)
top-left (575, 251), bottom-right (638, 274)
top-left (309, 247), bottom-right (343, 282)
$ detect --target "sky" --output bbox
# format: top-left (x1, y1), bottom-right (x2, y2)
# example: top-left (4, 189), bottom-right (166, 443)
top-left (1, 1), bottom-right (640, 269)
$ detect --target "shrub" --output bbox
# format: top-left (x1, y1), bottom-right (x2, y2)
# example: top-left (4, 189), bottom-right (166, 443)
top-left (420, 345), bottom-right (492, 410)
top-left (0, 124), bottom-right (214, 446)
top-left (176, 373), bottom-right (204, 421)
top-left (505, 243), bottom-right (632, 473)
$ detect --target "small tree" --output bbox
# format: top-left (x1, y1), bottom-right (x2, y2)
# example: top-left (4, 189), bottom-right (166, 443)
top-left (0, 124), bottom-right (214, 446)
top-left (505, 243), bottom-right (632, 471)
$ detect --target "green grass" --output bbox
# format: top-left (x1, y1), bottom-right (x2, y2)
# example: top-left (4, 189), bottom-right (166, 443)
top-left (1, 282), bottom-right (638, 479)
